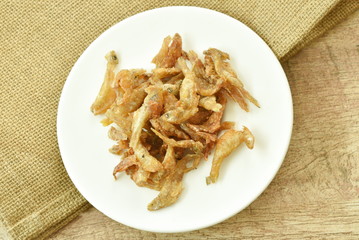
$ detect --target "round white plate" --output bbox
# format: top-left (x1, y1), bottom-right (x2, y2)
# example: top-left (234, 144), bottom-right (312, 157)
top-left (57, 6), bottom-right (293, 233)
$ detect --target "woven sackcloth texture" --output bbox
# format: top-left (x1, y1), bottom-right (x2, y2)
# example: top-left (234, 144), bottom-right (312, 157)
top-left (0, 1), bottom-right (358, 239)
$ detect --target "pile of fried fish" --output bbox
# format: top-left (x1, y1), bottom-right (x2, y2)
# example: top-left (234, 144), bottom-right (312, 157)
top-left (91, 33), bottom-right (259, 211)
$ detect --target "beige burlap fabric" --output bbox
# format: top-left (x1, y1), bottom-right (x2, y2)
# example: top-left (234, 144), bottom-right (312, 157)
top-left (0, 1), bottom-right (358, 239)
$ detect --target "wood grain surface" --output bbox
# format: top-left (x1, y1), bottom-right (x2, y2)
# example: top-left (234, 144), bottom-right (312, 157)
top-left (50, 10), bottom-right (359, 240)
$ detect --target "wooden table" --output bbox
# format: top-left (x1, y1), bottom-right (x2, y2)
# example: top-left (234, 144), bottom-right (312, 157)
top-left (50, 10), bottom-right (359, 240)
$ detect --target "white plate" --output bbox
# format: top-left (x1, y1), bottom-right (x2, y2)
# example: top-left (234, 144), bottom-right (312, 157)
top-left (57, 6), bottom-right (293, 233)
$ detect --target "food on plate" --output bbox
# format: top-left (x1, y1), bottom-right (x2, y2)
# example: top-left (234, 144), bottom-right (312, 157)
top-left (91, 33), bottom-right (258, 210)
top-left (206, 127), bottom-right (254, 185)
top-left (90, 51), bottom-right (118, 115)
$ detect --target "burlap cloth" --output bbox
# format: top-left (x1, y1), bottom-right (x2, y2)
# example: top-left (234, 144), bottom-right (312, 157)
top-left (0, 1), bottom-right (358, 239)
